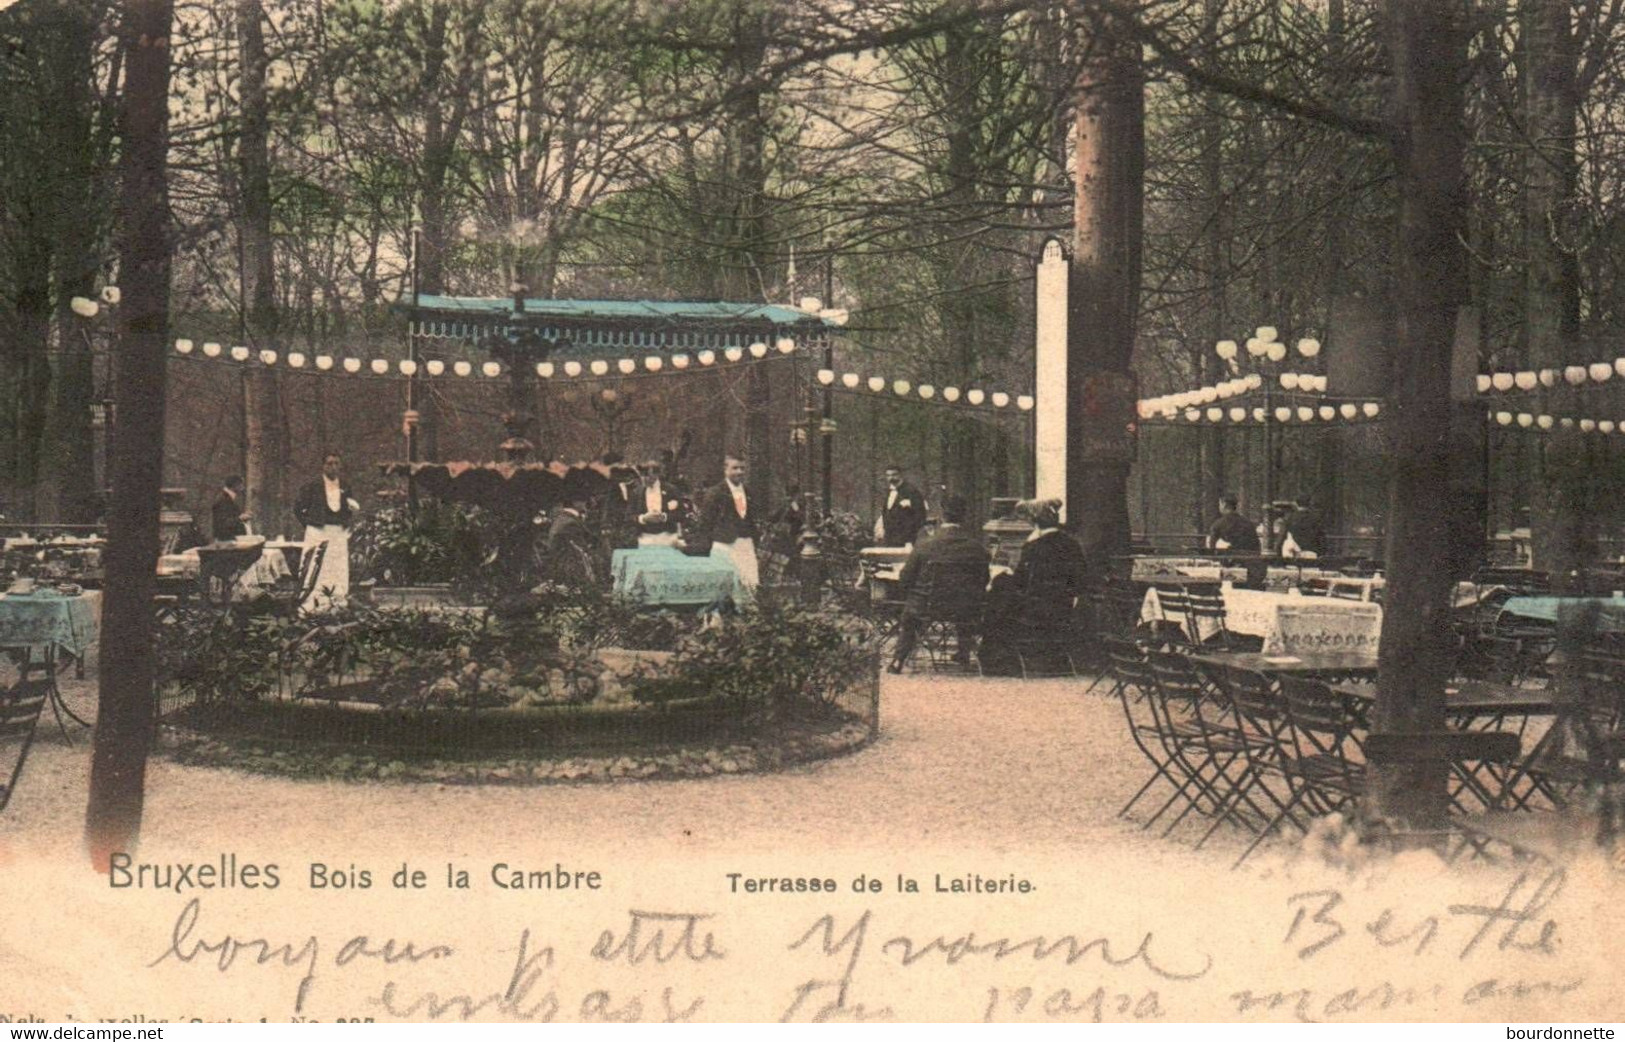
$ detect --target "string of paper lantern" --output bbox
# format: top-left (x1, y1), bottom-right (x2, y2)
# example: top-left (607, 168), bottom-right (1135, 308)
top-left (814, 368), bottom-right (1034, 411)
top-left (1477, 359), bottom-right (1625, 393)
top-left (1139, 401), bottom-right (1383, 425)
top-left (1488, 410), bottom-right (1625, 434)
top-left (171, 337), bottom-right (802, 379)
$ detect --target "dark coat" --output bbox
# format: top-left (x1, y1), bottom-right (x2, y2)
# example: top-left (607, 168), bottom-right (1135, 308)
top-left (1013, 528), bottom-right (1087, 624)
top-left (623, 478), bottom-right (690, 536)
top-left (210, 490), bottom-right (247, 542)
top-left (1208, 512), bottom-right (1261, 553)
top-left (699, 481), bottom-right (757, 544)
top-left (1285, 507), bottom-right (1327, 556)
top-left (897, 524), bottom-right (989, 615)
top-left (879, 481), bottom-right (928, 546)
top-left (293, 479), bottom-right (357, 529)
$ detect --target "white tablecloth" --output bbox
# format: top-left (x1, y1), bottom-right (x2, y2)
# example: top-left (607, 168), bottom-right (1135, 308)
top-left (155, 545), bottom-right (291, 595)
top-left (1142, 586), bottom-right (1383, 654)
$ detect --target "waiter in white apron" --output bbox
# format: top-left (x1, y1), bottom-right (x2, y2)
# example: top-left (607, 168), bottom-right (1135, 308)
top-left (293, 451), bottom-right (359, 609)
top-left (702, 454), bottom-right (759, 592)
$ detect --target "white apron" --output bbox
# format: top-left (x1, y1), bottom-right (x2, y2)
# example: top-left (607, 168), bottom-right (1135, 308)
top-left (709, 537), bottom-right (759, 590)
top-left (302, 524), bottom-right (350, 609)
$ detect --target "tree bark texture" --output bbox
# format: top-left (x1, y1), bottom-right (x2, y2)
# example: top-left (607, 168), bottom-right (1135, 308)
top-left (87, 0), bottom-right (174, 867)
top-left (1369, 0), bottom-right (1470, 831)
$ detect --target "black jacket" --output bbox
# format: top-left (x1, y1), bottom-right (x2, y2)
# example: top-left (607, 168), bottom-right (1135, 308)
top-left (700, 481), bottom-right (757, 544)
top-left (1014, 528), bottom-right (1087, 619)
top-left (294, 479), bottom-right (357, 529)
top-left (622, 478), bottom-right (689, 536)
top-left (210, 491), bottom-right (247, 542)
top-left (879, 481), bottom-right (928, 546)
top-left (898, 524), bottom-right (989, 615)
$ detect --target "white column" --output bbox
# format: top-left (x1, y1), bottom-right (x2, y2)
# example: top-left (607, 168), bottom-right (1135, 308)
top-left (1034, 238), bottom-right (1069, 515)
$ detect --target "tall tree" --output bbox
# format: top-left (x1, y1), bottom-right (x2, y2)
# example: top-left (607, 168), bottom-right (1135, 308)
top-left (87, 0), bottom-right (174, 866)
top-left (238, 0), bottom-right (288, 535)
top-left (1068, 9), bottom-right (1144, 559)
top-left (1369, 0), bottom-right (1470, 830)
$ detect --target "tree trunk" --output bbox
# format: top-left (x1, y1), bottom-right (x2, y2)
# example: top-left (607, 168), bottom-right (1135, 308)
top-left (1368, 0), bottom-right (1470, 831)
top-left (87, 0), bottom-right (174, 867)
top-left (1521, 0), bottom-right (1587, 590)
top-left (40, 0), bottom-right (101, 524)
top-left (238, 0), bottom-right (287, 536)
top-left (1068, 14), bottom-right (1144, 559)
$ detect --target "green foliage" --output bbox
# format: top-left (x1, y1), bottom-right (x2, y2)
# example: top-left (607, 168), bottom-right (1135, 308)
top-left (627, 593), bottom-right (877, 724)
top-left (154, 608), bottom-right (287, 707)
top-left (351, 500), bottom-right (491, 586)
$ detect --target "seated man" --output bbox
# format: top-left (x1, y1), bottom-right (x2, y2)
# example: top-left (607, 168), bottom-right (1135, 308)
top-left (1207, 493), bottom-right (1261, 553)
top-left (980, 498), bottom-right (1085, 673)
top-left (889, 495), bottom-right (989, 673)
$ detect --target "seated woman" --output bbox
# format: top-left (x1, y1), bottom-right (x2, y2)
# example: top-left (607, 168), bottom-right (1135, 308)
top-left (981, 498), bottom-right (1087, 674)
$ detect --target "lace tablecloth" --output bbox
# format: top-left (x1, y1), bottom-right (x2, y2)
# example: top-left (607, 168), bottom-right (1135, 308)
top-left (1142, 587), bottom-right (1383, 654)
top-left (0, 590), bottom-right (101, 657)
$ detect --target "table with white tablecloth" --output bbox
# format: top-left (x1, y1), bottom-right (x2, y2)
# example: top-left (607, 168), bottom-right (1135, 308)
top-left (156, 542), bottom-right (291, 597)
top-left (1141, 586), bottom-right (1383, 654)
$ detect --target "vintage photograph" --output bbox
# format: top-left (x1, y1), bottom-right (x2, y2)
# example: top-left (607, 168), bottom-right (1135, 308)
top-left (0, 0), bottom-right (1623, 1025)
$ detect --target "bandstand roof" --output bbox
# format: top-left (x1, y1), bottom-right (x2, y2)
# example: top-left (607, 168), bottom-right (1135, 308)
top-left (403, 294), bottom-right (838, 353)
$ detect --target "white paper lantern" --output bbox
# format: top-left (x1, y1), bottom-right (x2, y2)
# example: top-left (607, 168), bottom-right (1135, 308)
top-left (203, 342), bottom-right (222, 357)
top-left (1274, 407), bottom-right (1292, 422)
top-left (482, 361), bottom-right (501, 377)
top-left (344, 357), bottom-right (362, 373)
top-left (1489, 372), bottom-right (1511, 391)
top-left (453, 360), bottom-right (471, 377)
top-left (563, 360), bottom-right (582, 377)
top-left (1615, 358), bottom-right (1625, 378)
top-left (175, 338), bottom-right (194, 354)
top-left (316, 355), bottom-right (335, 370)
top-left (1475, 374), bottom-right (1491, 393)
top-left (1540, 369), bottom-right (1558, 387)
top-left (1297, 406), bottom-right (1313, 421)
top-left (967, 389), bottom-right (985, 405)
top-left (1297, 337), bottom-right (1321, 358)
top-left (1185, 409), bottom-right (1201, 422)
top-left (645, 356), bottom-right (663, 372)
top-left (590, 359), bottom-right (610, 375)
top-left (1517, 412), bottom-right (1533, 427)
top-left (231, 346), bottom-right (250, 362)
top-left (672, 354), bottom-right (690, 369)
top-left (1205, 406), bottom-right (1223, 422)
top-left (397, 359), bottom-right (416, 375)
top-left (869, 377), bottom-right (886, 392)
top-left (1602, 421), bottom-right (1619, 435)
top-left (1496, 411), bottom-right (1513, 425)
top-left (1591, 362), bottom-right (1613, 383)
top-left (943, 386), bottom-right (960, 402)
top-left (288, 352), bottom-right (306, 368)
top-left (1581, 419), bottom-right (1597, 432)
top-left (816, 369), bottom-right (835, 385)
top-left (1560, 417), bottom-right (1575, 429)
top-left (1267, 342), bottom-right (1288, 362)
top-left (843, 373), bottom-right (861, 389)
top-left (1565, 366), bottom-right (1588, 385)
top-left (775, 337), bottom-right (796, 354)
top-left (1362, 402), bottom-right (1380, 418)
top-left (537, 362), bottom-right (554, 378)
top-left (1513, 371), bottom-right (1536, 391)
top-left (1319, 405), bottom-right (1335, 420)
top-left (1215, 340), bottom-right (1238, 360)
top-left (819, 308), bottom-right (849, 326)
top-left (744, 342), bottom-right (765, 359)
top-left (1340, 403), bottom-right (1358, 419)
top-left (1202, 386), bottom-right (1220, 404)
top-left (992, 392), bottom-right (1010, 408)
top-left (1281, 373), bottom-right (1301, 390)
top-left (1247, 373), bottom-right (1264, 389)
top-left (99, 286), bottom-right (120, 305)
top-left (1256, 326), bottom-right (1278, 342)
top-left (1246, 338), bottom-right (1266, 357)
top-left (1229, 406), bottom-right (1247, 422)
top-left (919, 385), bottom-right (936, 399)
top-left (798, 296), bottom-right (822, 313)
top-left (1253, 408), bottom-right (1266, 422)
top-left (617, 358), bottom-right (636, 374)
top-left (1537, 414), bottom-right (1554, 429)
top-left (70, 297), bottom-right (98, 318)
top-left (370, 358), bottom-right (388, 374)
top-left (893, 380), bottom-right (911, 396)
top-left (697, 350), bottom-right (716, 366)
top-left (725, 346), bottom-right (745, 362)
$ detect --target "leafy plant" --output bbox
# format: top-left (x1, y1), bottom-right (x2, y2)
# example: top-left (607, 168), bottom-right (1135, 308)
top-left (351, 501), bottom-right (491, 586)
